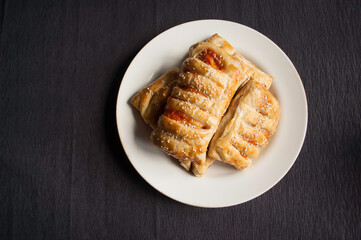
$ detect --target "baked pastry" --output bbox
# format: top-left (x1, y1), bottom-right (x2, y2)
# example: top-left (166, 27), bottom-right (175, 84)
top-left (151, 37), bottom-right (253, 164)
top-left (186, 34), bottom-right (275, 176)
top-left (207, 80), bottom-right (280, 169)
top-left (130, 67), bottom-right (180, 129)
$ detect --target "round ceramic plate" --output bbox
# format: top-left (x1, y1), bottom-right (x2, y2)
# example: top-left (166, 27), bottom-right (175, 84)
top-left (116, 20), bottom-right (307, 208)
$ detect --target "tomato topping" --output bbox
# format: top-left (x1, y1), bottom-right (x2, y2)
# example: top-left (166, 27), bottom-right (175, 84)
top-left (200, 49), bottom-right (225, 71)
top-left (241, 135), bottom-right (257, 146)
top-left (165, 109), bottom-right (193, 124)
top-left (240, 152), bottom-right (248, 159)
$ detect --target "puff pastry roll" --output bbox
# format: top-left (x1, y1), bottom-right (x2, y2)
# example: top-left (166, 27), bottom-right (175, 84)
top-left (207, 80), bottom-right (280, 169)
top-left (151, 37), bottom-right (253, 164)
top-left (207, 34), bottom-right (273, 89)
top-left (130, 67), bottom-right (180, 129)
top-left (187, 34), bottom-right (274, 176)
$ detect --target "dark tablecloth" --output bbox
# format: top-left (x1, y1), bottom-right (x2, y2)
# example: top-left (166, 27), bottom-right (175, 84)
top-left (1, 0), bottom-right (360, 239)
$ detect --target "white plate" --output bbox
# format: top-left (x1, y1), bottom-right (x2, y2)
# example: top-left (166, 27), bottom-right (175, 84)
top-left (116, 20), bottom-right (307, 208)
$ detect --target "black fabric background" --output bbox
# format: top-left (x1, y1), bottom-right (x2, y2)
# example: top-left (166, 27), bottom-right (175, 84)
top-left (1, 0), bottom-right (360, 239)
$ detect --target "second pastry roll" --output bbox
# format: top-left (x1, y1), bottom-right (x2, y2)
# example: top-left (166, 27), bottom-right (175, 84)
top-left (207, 80), bottom-right (280, 169)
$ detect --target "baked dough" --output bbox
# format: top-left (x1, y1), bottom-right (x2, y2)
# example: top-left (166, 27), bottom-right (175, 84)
top-left (187, 34), bottom-right (275, 176)
top-left (151, 37), bottom-right (253, 164)
top-left (130, 67), bottom-right (180, 129)
top-left (207, 80), bottom-right (280, 169)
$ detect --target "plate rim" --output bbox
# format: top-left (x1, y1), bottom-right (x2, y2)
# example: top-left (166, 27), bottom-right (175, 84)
top-left (116, 19), bottom-right (308, 208)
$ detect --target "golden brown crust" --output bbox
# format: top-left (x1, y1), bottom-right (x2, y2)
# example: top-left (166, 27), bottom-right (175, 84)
top-left (130, 67), bottom-right (180, 129)
top-left (208, 80), bottom-right (280, 169)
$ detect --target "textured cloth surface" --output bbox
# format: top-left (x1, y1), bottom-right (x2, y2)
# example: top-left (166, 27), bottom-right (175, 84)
top-left (0, 0), bottom-right (360, 239)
